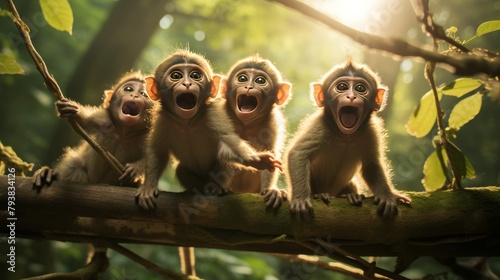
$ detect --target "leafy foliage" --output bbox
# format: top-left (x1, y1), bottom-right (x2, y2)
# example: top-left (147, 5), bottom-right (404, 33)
top-left (407, 18), bottom-right (495, 190)
top-left (0, 53), bottom-right (24, 74)
top-left (39, 0), bottom-right (73, 35)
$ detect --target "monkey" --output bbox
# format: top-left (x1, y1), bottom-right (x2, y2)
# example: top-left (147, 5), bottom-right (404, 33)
top-left (220, 55), bottom-right (291, 209)
top-left (285, 60), bottom-right (411, 219)
top-left (135, 49), bottom-right (282, 210)
top-left (134, 50), bottom-right (282, 278)
top-left (32, 71), bottom-right (155, 189)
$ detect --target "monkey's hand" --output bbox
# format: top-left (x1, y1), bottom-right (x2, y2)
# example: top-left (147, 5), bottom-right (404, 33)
top-left (119, 162), bottom-right (144, 187)
top-left (56, 99), bottom-right (79, 119)
top-left (32, 166), bottom-right (57, 191)
top-left (374, 192), bottom-right (411, 219)
top-left (290, 197), bottom-right (314, 220)
top-left (262, 187), bottom-right (288, 209)
top-left (313, 193), bottom-right (331, 205)
top-left (244, 153), bottom-right (283, 172)
top-left (203, 184), bottom-right (233, 196)
top-left (135, 186), bottom-right (160, 210)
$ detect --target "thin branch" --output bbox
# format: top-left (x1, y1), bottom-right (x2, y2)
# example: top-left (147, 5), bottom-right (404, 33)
top-left (270, 0), bottom-right (500, 77)
top-left (5, 0), bottom-right (124, 174)
top-left (24, 251), bottom-right (108, 280)
top-left (298, 241), bottom-right (410, 280)
top-left (272, 254), bottom-right (391, 280)
top-left (106, 241), bottom-right (188, 280)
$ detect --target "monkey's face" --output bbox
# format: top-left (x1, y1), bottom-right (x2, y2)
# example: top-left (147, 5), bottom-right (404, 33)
top-left (325, 76), bottom-right (377, 134)
top-left (113, 80), bottom-right (154, 128)
top-left (228, 68), bottom-right (275, 123)
top-left (161, 64), bottom-right (211, 120)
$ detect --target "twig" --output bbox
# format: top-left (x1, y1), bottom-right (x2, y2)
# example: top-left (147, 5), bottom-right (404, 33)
top-left (23, 251), bottom-right (108, 280)
top-left (424, 22), bottom-right (461, 189)
top-left (5, 0), bottom-right (124, 174)
top-left (272, 253), bottom-right (391, 280)
top-left (106, 241), bottom-right (188, 280)
top-left (269, 0), bottom-right (500, 77)
top-left (299, 241), bottom-right (410, 280)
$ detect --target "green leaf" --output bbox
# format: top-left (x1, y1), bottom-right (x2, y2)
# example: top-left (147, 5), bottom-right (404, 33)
top-left (446, 140), bottom-right (476, 180)
top-left (448, 93), bottom-right (482, 131)
top-left (422, 150), bottom-right (448, 192)
top-left (39, 0), bottom-right (73, 35)
top-left (441, 78), bottom-right (483, 98)
top-left (476, 20), bottom-right (500, 37)
top-left (0, 53), bottom-right (24, 75)
top-left (406, 89), bottom-right (441, 138)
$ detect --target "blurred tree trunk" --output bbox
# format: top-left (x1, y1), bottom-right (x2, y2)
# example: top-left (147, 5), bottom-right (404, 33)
top-left (44, 0), bottom-right (170, 163)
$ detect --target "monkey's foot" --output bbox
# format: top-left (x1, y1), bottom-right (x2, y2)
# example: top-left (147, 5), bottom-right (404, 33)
top-left (135, 187), bottom-right (159, 210)
top-left (313, 193), bottom-right (330, 205)
top-left (32, 166), bottom-right (57, 191)
top-left (345, 193), bottom-right (365, 206)
top-left (202, 185), bottom-right (232, 196)
top-left (262, 188), bottom-right (288, 209)
top-left (374, 192), bottom-right (411, 219)
top-left (290, 197), bottom-right (314, 220)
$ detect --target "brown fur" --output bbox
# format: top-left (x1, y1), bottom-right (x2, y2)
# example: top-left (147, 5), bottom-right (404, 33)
top-left (32, 71), bottom-right (154, 188)
top-left (135, 50), bottom-right (281, 210)
top-left (222, 55), bottom-right (290, 208)
top-left (285, 61), bottom-right (411, 219)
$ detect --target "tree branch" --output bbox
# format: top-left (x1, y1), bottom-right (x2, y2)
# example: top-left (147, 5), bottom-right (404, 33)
top-left (1, 176), bottom-right (500, 258)
top-left (269, 0), bottom-right (500, 77)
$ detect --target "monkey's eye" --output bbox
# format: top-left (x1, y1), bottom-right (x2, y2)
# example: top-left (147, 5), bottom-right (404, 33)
top-left (140, 91), bottom-right (149, 98)
top-left (355, 83), bottom-right (367, 93)
top-left (255, 76), bottom-right (267, 85)
top-left (124, 86), bottom-right (134, 92)
top-left (190, 71), bottom-right (202, 80)
top-left (237, 74), bottom-right (248, 83)
top-left (336, 82), bottom-right (349, 91)
top-left (170, 71), bottom-right (183, 80)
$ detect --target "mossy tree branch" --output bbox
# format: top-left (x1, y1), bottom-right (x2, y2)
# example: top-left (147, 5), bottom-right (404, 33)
top-left (1, 176), bottom-right (500, 258)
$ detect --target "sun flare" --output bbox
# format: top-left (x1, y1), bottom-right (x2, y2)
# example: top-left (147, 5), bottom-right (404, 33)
top-left (313, 0), bottom-right (381, 30)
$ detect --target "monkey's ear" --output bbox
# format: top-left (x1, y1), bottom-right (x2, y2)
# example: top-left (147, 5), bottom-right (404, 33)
top-left (374, 88), bottom-right (387, 111)
top-left (211, 74), bottom-right (222, 99)
top-left (219, 76), bottom-right (228, 99)
top-left (276, 82), bottom-right (291, 105)
top-left (103, 90), bottom-right (114, 108)
top-left (145, 76), bottom-right (160, 101)
top-left (312, 83), bottom-right (324, 107)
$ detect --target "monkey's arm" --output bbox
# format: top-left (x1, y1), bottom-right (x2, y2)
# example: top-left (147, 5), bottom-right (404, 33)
top-left (209, 101), bottom-right (281, 171)
top-left (286, 113), bottom-right (329, 218)
top-left (56, 99), bottom-right (108, 133)
top-left (135, 122), bottom-right (170, 210)
top-left (362, 147), bottom-right (411, 219)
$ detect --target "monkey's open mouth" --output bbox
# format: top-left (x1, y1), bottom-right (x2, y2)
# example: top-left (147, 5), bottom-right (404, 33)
top-left (237, 94), bottom-right (258, 112)
top-left (339, 106), bottom-right (358, 128)
top-left (176, 93), bottom-right (197, 110)
top-left (122, 102), bottom-right (140, 116)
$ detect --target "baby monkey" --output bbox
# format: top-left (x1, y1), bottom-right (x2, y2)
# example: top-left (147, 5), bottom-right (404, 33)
top-left (135, 50), bottom-right (282, 210)
top-left (33, 71), bottom-right (154, 189)
top-left (285, 60), bottom-right (411, 219)
top-left (221, 55), bottom-right (290, 208)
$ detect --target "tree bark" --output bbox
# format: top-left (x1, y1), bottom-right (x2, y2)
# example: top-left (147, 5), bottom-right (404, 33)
top-left (1, 175), bottom-right (500, 257)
